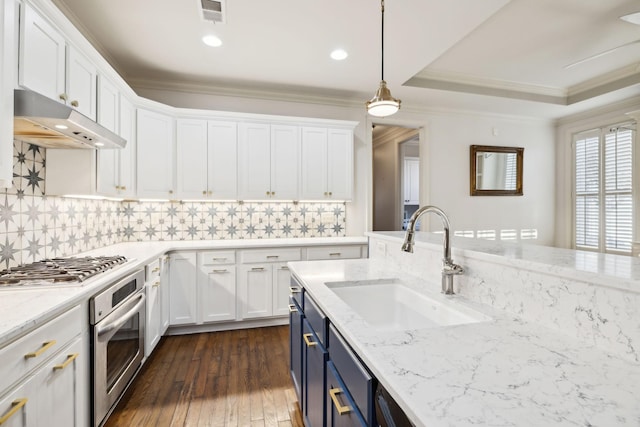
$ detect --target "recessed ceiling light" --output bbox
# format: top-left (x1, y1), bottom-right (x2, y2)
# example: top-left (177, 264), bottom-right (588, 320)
top-left (54, 124), bottom-right (68, 130)
top-left (94, 142), bottom-right (105, 147)
top-left (330, 49), bottom-right (348, 61)
top-left (202, 35), bottom-right (222, 47)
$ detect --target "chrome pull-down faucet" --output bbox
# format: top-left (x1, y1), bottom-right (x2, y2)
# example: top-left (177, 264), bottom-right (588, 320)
top-left (401, 205), bottom-right (463, 295)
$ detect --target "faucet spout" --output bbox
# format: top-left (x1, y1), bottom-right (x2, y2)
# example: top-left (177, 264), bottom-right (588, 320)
top-left (401, 205), bottom-right (463, 295)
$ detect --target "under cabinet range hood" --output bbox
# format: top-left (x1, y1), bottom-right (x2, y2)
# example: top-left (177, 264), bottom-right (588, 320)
top-left (13, 89), bottom-right (126, 149)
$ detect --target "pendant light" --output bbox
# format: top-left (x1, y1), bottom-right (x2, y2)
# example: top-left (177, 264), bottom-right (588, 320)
top-left (366, 0), bottom-right (401, 117)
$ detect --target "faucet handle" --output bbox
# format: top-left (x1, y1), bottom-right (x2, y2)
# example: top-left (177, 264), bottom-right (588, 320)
top-left (443, 262), bottom-right (464, 275)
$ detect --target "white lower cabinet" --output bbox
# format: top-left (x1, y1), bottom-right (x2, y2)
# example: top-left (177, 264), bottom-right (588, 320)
top-left (198, 251), bottom-right (237, 323)
top-left (273, 263), bottom-right (293, 316)
top-left (169, 252), bottom-right (197, 326)
top-left (238, 264), bottom-right (273, 319)
top-left (145, 258), bottom-right (162, 356)
top-left (160, 255), bottom-right (171, 334)
top-left (0, 306), bottom-right (87, 427)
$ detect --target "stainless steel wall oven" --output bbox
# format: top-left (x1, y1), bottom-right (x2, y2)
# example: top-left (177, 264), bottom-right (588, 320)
top-left (90, 269), bottom-right (145, 427)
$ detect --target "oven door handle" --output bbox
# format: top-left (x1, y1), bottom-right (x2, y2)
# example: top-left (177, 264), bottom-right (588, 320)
top-left (96, 293), bottom-right (146, 337)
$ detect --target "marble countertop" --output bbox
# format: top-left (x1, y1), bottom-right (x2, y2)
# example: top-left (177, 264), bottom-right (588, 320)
top-left (371, 231), bottom-right (640, 294)
top-left (0, 237), bottom-right (367, 347)
top-left (288, 257), bottom-right (640, 427)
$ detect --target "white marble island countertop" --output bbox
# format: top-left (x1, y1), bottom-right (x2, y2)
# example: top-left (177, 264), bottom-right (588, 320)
top-left (288, 258), bottom-right (640, 427)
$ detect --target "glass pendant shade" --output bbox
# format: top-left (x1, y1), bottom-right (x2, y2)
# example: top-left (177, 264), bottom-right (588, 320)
top-left (366, 80), bottom-right (401, 117)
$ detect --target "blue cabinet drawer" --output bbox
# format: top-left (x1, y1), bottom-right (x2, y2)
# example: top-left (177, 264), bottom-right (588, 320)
top-left (303, 319), bottom-right (328, 427)
top-left (304, 292), bottom-right (328, 347)
top-left (326, 361), bottom-right (367, 427)
top-left (329, 324), bottom-right (375, 426)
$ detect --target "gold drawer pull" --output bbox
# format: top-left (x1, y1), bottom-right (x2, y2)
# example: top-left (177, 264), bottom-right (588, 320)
top-left (0, 398), bottom-right (28, 424)
top-left (153, 281), bottom-right (160, 287)
top-left (212, 257), bottom-right (228, 261)
top-left (251, 267), bottom-right (266, 271)
top-left (70, 100), bottom-right (79, 107)
top-left (288, 304), bottom-right (298, 313)
top-left (25, 340), bottom-right (56, 359)
top-left (329, 388), bottom-right (352, 415)
top-left (329, 252), bottom-right (341, 256)
top-left (212, 269), bottom-right (228, 273)
top-left (289, 286), bottom-right (301, 293)
top-left (280, 266), bottom-right (289, 270)
top-left (53, 353), bottom-right (79, 371)
top-left (303, 333), bottom-right (317, 347)
top-left (152, 267), bottom-right (160, 273)
top-left (266, 255), bottom-right (279, 259)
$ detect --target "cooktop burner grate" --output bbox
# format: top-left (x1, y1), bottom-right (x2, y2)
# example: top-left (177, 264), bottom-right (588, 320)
top-left (0, 255), bottom-right (128, 287)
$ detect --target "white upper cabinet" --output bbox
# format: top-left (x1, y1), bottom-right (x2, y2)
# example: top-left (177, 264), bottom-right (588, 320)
top-left (176, 119), bottom-right (209, 199)
top-left (207, 120), bottom-right (238, 200)
top-left (19, 3), bottom-right (65, 102)
top-left (300, 127), bottom-right (353, 200)
top-left (97, 75), bottom-right (118, 133)
top-left (0, 0), bottom-right (16, 188)
top-left (238, 122), bottom-right (299, 200)
top-left (97, 95), bottom-right (135, 197)
top-left (65, 46), bottom-right (97, 120)
top-left (137, 108), bottom-right (175, 199)
top-left (176, 119), bottom-right (237, 200)
top-left (19, 3), bottom-right (97, 118)
top-left (238, 122), bottom-right (271, 199)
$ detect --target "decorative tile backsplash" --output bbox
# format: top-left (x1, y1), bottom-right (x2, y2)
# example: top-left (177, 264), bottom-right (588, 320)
top-left (0, 141), bottom-right (347, 269)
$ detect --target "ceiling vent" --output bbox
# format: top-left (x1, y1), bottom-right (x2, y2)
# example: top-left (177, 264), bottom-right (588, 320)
top-left (201, 0), bottom-right (225, 23)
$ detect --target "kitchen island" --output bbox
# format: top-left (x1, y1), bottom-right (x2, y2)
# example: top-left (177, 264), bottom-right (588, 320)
top-left (287, 231), bottom-right (640, 426)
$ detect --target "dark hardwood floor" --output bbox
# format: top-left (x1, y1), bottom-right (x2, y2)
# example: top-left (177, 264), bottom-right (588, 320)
top-left (104, 326), bottom-right (304, 427)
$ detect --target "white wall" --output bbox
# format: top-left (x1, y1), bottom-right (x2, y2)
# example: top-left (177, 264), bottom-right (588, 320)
top-left (135, 86), bottom-right (557, 244)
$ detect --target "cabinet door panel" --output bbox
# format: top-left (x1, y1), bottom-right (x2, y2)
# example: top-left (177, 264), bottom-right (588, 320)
top-left (270, 125), bottom-right (299, 199)
top-left (177, 119), bottom-right (209, 199)
top-left (66, 47), bottom-right (97, 120)
top-left (327, 129), bottom-right (353, 200)
top-left (289, 297), bottom-right (304, 405)
top-left (238, 264), bottom-right (272, 319)
top-left (169, 253), bottom-right (197, 325)
top-left (160, 256), bottom-right (171, 334)
top-left (36, 337), bottom-right (84, 427)
top-left (199, 266), bottom-right (237, 323)
top-left (300, 127), bottom-right (328, 199)
top-left (238, 122), bottom-right (271, 199)
top-left (0, 375), bottom-right (35, 427)
top-left (208, 121), bottom-right (237, 199)
top-left (137, 109), bottom-right (175, 198)
top-left (97, 75), bottom-right (118, 133)
top-left (326, 362), bottom-right (367, 427)
top-left (19, 3), bottom-right (65, 101)
top-left (303, 320), bottom-right (327, 427)
top-left (145, 281), bottom-right (161, 356)
top-left (117, 96), bottom-right (136, 197)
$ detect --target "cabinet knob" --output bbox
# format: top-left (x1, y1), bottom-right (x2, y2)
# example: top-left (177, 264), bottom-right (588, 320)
top-left (169, 190), bottom-right (174, 194)
top-left (70, 100), bottom-right (79, 107)
top-left (115, 185), bottom-right (121, 190)
top-left (324, 192), bottom-right (328, 196)
top-left (121, 186), bottom-right (126, 191)
top-left (208, 191), bottom-right (212, 195)
top-left (153, 281), bottom-right (160, 287)
top-left (271, 191), bottom-right (275, 196)
top-left (203, 190), bottom-right (207, 195)
top-left (328, 192), bottom-right (332, 196)
top-left (266, 191), bottom-right (270, 196)
top-left (59, 93), bottom-right (68, 101)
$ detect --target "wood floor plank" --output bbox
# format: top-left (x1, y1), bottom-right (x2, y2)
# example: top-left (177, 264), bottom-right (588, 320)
top-left (104, 325), bottom-right (303, 427)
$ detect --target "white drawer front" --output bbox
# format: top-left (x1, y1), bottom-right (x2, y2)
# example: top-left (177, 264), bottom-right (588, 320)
top-left (0, 305), bottom-right (82, 393)
top-left (239, 248), bottom-right (301, 264)
top-left (306, 245), bottom-right (362, 260)
top-left (198, 251), bottom-right (236, 266)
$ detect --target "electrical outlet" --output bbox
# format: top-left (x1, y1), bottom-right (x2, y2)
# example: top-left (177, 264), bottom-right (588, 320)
top-left (320, 212), bottom-right (334, 224)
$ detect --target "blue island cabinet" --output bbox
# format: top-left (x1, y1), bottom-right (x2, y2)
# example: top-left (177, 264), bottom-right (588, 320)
top-left (303, 319), bottom-right (328, 427)
top-left (289, 287), bottom-right (304, 404)
top-left (326, 361), bottom-right (368, 426)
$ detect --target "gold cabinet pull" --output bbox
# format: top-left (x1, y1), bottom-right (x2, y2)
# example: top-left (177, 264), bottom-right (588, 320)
top-left (329, 388), bottom-right (352, 415)
top-left (0, 398), bottom-right (28, 425)
top-left (152, 267), bottom-right (160, 273)
top-left (328, 192), bottom-right (332, 196)
top-left (280, 266), bottom-right (289, 270)
top-left (121, 186), bottom-right (126, 191)
top-left (266, 255), bottom-right (279, 259)
top-left (168, 190), bottom-right (174, 194)
top-left (202, 190), bottom-right (207, 195)
top-left (212, 257), bottom-right (228, 261)
top-left (25, 340), bottom-right (56, 359)
top-left (59, 93), bottom-right (68, 101)
top-left (289, 286), bottom-right (301, 293)
top-left (288, 304), bottom-right (298, 313)
top-left (152, 281), bottom-right (160, 287)
top-left (212, 269), bottom-right (228, 274)
top-left (251, 267), bottom-right (266, 271)
top-left (303, 333), bottom-right (317, 347)
top-left (53, 353), bottom-right (79, 371)
top-left (70, 100), bottom-right (79, 107)
top-left (329, 253), bottom-right (341, 256)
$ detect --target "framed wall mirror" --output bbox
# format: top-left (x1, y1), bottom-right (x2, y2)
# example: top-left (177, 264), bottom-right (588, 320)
top-left (470, 145), bottom-right (524, 196)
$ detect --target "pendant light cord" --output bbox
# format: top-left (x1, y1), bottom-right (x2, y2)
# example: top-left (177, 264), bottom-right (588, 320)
top-left (381, 0), bottom-right (385, 81)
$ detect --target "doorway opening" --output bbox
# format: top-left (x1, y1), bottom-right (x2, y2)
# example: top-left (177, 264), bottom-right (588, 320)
top-left (372, 125), bottom-right (421, 231)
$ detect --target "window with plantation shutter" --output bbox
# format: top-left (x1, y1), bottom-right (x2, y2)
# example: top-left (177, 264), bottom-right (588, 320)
top-left (574, 125), bottom-right (635, 254)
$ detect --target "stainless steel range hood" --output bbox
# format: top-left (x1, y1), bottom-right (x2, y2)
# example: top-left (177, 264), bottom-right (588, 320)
top-left (13, 89), bottom-right (126, 149)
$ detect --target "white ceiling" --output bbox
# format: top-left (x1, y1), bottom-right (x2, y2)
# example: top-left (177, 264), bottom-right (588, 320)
top-left (52, 0), bottom-right (640, 120)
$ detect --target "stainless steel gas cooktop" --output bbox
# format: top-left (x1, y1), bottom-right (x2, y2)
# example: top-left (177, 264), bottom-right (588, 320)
top-left (0, 255), bottom-right (128, 287)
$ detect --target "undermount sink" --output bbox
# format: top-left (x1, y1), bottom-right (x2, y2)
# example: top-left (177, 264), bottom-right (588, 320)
top-left (325, 279), bottom-right (491, 331)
